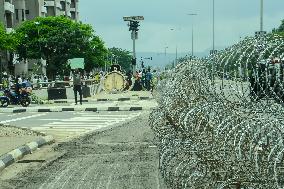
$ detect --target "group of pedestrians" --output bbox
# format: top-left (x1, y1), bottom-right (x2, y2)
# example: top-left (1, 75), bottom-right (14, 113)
top-left (1, 68), bottom-right (156, 106)
top-left (1, 73), bottom-right (33, 91)
top-left (132, 68), bottom-right (153, 91)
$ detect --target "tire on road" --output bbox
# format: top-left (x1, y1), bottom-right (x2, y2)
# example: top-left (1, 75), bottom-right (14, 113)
top-left (0, 98), bottom-right (9, 107)
top-left (20, 97), bottom-right (31, 107)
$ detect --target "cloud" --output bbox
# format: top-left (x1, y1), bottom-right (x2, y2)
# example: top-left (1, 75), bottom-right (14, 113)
top-left (79, 0), bottom-right (284, 53)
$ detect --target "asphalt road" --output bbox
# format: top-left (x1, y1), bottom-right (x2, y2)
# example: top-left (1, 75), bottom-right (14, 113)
top-left (4, 112), bottom-right (167, 189)
top-left (0, 111), bottom-right (143, 142)
top-left (0, 111), bottom-right (141, 128)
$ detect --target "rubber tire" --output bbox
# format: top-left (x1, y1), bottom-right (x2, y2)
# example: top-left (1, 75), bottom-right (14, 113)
top-left (0, 98), bottom-right (9, 107)
top-left (20, 97), bottom-right (31, 107)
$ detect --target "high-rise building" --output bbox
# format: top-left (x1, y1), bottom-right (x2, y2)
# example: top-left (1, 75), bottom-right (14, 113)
top-left (0, 0), bottom-right (15, 77)
top-left (0, 0), bottom-right (79, 29)
top-left (0, 0), bottom-right (15, 32)
top-left (0, 0), bottom-right (80, 76)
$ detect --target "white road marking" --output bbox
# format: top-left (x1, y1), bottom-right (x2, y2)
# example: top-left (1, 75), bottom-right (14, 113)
top-left (77, 113), bottom-right (140, 117)
top-left (39, 119), bottom-right (64, 121)
top-left (30, 112), bottom-right (142, 139)
top-left (0, 113), bottom-right (47, 124)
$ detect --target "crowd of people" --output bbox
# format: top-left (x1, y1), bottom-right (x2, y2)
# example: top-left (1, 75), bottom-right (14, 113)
top-left (132, 69), bottom-right (153, 91)
top-left (125, 68), bottom-right (157, 92)
top-left (0, 67), bottom-right (159, 93)
top-left (0, 73), bottom-right (34, 90)
top-left (0, 72), bottom-right (105, 90)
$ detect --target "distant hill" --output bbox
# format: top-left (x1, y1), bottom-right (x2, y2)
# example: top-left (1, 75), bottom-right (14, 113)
top-left (136, 51), bottom-right (207, 69)
top-left (136, 46), bottom-right (225, 69)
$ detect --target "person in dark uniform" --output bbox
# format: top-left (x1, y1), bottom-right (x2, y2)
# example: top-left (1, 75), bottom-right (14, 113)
top-left (73, 69), bottom-right (82, 105)
top-left (14, 76), bottom-right (22, 95)
top-left (145, 68), bottom-right (152, 91)
top-left (125, 71), bottom-right (133, 90)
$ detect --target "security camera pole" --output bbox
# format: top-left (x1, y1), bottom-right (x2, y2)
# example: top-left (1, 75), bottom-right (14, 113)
top-left (123, 16), bottom-right (144, 75)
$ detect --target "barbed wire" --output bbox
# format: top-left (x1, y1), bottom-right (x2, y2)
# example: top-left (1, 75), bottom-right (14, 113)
top-left (150, 34), bottom-right (284, 188)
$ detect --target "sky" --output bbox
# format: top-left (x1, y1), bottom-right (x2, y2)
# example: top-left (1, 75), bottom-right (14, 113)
top-left (79, 0), bottom-right (284, 54)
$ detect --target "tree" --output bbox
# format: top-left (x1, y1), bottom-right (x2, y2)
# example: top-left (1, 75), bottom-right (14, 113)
top-left (84, 36), bottom-right (108, 72)
top-left (0, 23), bottom-right (18, 51)
top-left (15, 16), bottom-right (107, 78)
top-left (272, 19), bottom-right (284, 36)
top-left (108, 47), bottom-right (132, 72)
top-left (0, 23), bottom-right (18, 82)
top-left (277, 19), bottom-right (284, 32)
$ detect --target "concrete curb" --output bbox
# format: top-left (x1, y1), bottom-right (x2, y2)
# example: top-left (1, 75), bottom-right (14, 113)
top-left (42, 97), bottom-right (152, 103)
top-left (97, 96), bottom-right (151, 101)
top-left (0, 106), bottom-right (149, 113)
top-left (0, 136), bottom-right (54, 172)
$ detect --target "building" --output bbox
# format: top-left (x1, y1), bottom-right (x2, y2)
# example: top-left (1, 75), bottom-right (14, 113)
top-left (0, 0), bottom-right (15, 77)
top-left (0, 0), bottom-right (79, 77)
top-left (44, 0), bottom-right (79, 20)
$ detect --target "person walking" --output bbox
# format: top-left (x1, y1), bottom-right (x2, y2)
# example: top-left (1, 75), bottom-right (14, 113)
top-left (73, 69), bottom-right (82, 105)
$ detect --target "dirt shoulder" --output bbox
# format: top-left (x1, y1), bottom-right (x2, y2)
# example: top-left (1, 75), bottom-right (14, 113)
top-left (0, 112), bottom-right (166, 189)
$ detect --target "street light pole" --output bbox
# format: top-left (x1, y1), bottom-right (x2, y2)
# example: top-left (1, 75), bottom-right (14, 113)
top-left (164, 46), bottom-right (168, 56)
top-left (35, 21), bottom-right (45, 75)
top-left (132, 30), bottom-right (136, 72)
top-left (170, 28), bottom-right (178, 67)
top-left (187, 13), bottom-right (197, 58)
top-left (260, 0), bottom-right (263, 32)
top-left (175, 46), bottom-right (178, 66)
top-left (192, 24), bottom-right (194, 57)
top-left (213, 0), bottom-right (215, 51)
top-left (211, 0), bottom-right (216, 83)
top-left (35, 22), bottom-right (41, 57)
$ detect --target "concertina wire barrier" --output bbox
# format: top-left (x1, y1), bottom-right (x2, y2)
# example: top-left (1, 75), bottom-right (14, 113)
top-left (149, 33), bottom-right (284, 188)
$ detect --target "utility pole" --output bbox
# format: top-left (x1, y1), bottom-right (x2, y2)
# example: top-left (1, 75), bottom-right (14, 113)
top-left (187, 13), bottom-right (197, 58)
top-left (255, 0), bottom-right (266, 37)
top-left (260, 0), bottom-right (263, 32)
top-left (255, 0), bottom-right (266, 49)
top-left (192, 25), bottom-right (194, 57)
top-left (213, 0), bottom-right (215, 52)
top-left (170, 28), bottom-right (178, 67)
top-left (175, 46), bottom-right (178, 66)
top-left (123, 16), bottom-right (144, 75)
top-left (132, 28), bottom-right (136, 72)
top-left (164, 46), bottom-right (168, 56)
top-left (211, 0), bottom-right (216, 83)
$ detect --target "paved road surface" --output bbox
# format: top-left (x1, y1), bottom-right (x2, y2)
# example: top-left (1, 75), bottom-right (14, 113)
top-left (0, 111), bottom-right (142, 142)
top-left (4, 112), bottom-right (166, 189)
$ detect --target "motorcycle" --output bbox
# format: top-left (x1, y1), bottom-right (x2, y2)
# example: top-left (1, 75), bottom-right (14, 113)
top-left (0, 88), bottom-right (31, 107)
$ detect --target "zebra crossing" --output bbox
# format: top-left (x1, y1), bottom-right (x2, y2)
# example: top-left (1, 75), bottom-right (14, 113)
top-left (30, 112), bottom-right (142, 141)
top-left (0, 113), bottom-right (47, 125)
